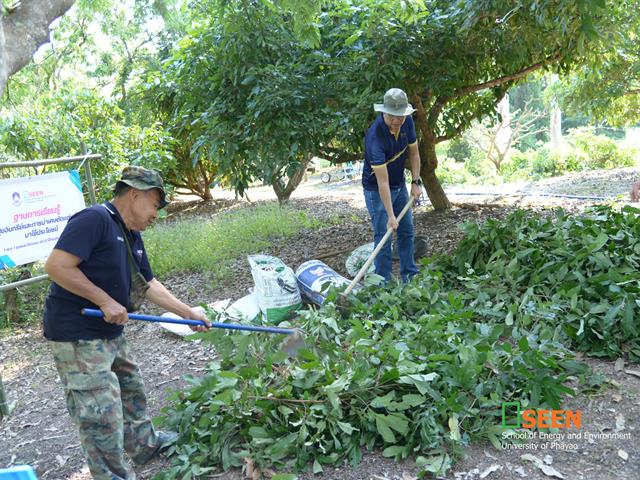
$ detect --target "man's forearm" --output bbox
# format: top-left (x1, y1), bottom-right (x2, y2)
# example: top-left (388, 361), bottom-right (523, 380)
top-left (377, 181), bottom-right (395, 218)
top-left (410, 149), bottom-right (421, 180)
top-left (146, 278), bottom-right (192, 318)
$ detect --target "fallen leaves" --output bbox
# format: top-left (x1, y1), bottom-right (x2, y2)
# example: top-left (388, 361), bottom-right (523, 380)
top-left (521, 454), bottom-right (565, 479)
top-left (479, 464), bottom-right (501, 478)
top-left (615, 413), bottom-right (625, 432)
top-left (614, 358), bottom-right (625, 371)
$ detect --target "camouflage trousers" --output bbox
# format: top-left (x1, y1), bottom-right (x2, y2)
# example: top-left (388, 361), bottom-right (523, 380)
top-left (49, 336), bottom-right (159, 480)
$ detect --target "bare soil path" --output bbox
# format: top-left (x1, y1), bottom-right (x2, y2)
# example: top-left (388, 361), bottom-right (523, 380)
top-left (1, 168), bottom-right (640, 480)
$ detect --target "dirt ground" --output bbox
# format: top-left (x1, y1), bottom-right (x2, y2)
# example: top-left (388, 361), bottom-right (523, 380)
top-left (1, 168), bottom-right (640, 480)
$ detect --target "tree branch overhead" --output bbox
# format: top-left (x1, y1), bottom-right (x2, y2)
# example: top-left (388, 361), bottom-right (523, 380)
top-left (0, 0), bottom-right (75, 95)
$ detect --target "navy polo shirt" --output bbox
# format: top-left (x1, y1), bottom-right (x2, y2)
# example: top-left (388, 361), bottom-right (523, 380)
top-left (43, 202), bottom-right (154, 341)
top-left (362, 114), bottom-right (417, 191)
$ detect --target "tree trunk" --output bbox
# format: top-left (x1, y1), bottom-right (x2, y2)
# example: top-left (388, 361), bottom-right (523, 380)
top-left (0, 374), bottom-right (8, 419)
top-left (165, 171), bottom-right (213, 201)
top-left (4, 288), bottom-right (19, 326)
top-left (0, 17), bottom-right (6, 93)
top-left (197, 160), bottom-right (214, 201)
top-left (0, 0), bottom-right (76, 96)
top-left (412, 94), bottom-right (451, 210)
top-left (495, 94), bottom-right (511, 156)
top-left (419, 139), bottom-right (451, 210)
top-left (272, 155), bottom-right (310, 204)
top-left (202, 184), bottom-right (213, 201)
top-left (550, 104), bottom-right (563, 149)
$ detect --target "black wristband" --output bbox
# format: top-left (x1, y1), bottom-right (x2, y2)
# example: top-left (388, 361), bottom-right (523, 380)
top-left (411, 178), bottom-right (423, 186)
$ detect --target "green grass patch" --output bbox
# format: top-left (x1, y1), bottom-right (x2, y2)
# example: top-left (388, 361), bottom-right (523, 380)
top-left (0, 264), bottom-right (49, 330)
top-left (144, 203), bottom-right (339, 278)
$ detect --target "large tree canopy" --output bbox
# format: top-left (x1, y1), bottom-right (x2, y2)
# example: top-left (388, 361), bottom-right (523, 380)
top-left (334, 0), bottom-right (613, 208)
top-left (557, 2), bottom-right (640, 126)
top-left (137, 0), bottom-right (352, 202)
top-left (3, 0), bottom-right (636, 209)
top-left (0, 0), bottom-right (75, 96)
top-left (147, 0), bottom-right (619, 208)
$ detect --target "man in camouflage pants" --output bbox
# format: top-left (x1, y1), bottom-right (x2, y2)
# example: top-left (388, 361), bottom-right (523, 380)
top-left (44, 166), bottom-right (210, 479)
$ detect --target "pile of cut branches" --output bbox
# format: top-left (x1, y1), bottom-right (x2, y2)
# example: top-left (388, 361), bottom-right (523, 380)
top-left (156, 205), bottom-right (640, 479)
top-left (441, 204), bottom-right (640, 360)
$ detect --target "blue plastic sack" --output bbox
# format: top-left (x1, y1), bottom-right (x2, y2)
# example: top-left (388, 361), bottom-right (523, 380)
top-left (296, 260), bottom-right (351, 306)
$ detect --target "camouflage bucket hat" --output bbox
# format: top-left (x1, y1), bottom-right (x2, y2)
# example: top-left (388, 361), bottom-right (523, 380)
top-left (116, 166), bottom-right (168, 208)
top-left (373, 88), bottom-right (416, 116)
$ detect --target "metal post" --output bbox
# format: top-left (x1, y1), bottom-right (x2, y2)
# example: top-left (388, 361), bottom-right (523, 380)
top-left (0, 274), bottom-right (49, 292)
top-left (81, 142), bottom-right (97, 205)
top-left (0, 154), bottom-right (101, 169)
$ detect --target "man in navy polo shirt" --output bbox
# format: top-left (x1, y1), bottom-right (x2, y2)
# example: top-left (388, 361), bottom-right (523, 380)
top-left (363, 88), bottom-right (423, 282)
top-left (43, 166), bottom-right (210, 479)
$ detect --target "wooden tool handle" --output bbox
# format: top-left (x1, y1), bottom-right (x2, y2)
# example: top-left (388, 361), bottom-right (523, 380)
top-left (343, 196), bottom-right (415, 296)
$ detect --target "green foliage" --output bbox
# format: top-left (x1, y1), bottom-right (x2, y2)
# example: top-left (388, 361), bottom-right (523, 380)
top-left (0, 87), bottom-right (176, 200)
top-left (500, 147), bottom-right (562, 180)
top-left (134, 0), bottom-right (619, 205)
top-left (143, 204), bottom-right (336, 278)
top-left (2, 0), bottom-right (174, 105)
top-left (509, 78), bottom-right (549, 151)
top-left (438, 146), bottom-right (500, 186)
top-left (445, 205), bottom-right (640, 360)
top-left (447, 138), bottom-right (474, 163)
top-left (158, 204), bottom-right (640, 478)
top-left (157, 274), bottom-right (580, 478)
top-left (565, 128), bottom-right (636, 170)
top-left (0, 0), bottom-right (192, 194)
top-left (499, 149), bottom-right (531, 181)
top-left (401, 0), bottom-right (607, 141)
top-left (437, 158), bottom-right (472, 186)
top-left (5, 0), bottom-right (629, 206)
top-left (463, 150), bottom-right (499, 182)
top-left (556, 1), bottom-right (640, 126)
top-left (530, 147), bottom-right (565, 178)
top-left (0, 264), bottom-right (49, 330)
top-left (140, 0), bottom-right (356, 199)
top-left (501, 131), bottom-right (637, 182)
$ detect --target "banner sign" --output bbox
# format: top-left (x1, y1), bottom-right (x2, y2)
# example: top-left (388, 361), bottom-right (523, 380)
top-left (0, 171), bottom-right (86, 269)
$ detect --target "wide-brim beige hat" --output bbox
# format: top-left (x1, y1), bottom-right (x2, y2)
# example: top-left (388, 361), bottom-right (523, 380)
top-left (374, 88), bottom-right (416, 116)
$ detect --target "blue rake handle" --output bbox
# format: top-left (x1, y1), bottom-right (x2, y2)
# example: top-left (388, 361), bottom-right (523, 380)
top-left (81, 308), bottom-right (296, 335)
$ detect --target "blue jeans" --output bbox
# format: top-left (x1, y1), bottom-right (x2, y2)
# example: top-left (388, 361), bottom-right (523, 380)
top-left (364, 186), bottom-right (419, 282)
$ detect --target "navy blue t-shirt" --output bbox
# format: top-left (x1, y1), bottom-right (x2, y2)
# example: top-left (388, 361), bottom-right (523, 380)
top-left (43, 202), bottom-right (154, 341)
top-left (362, 114), bottom-right (417, 191)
